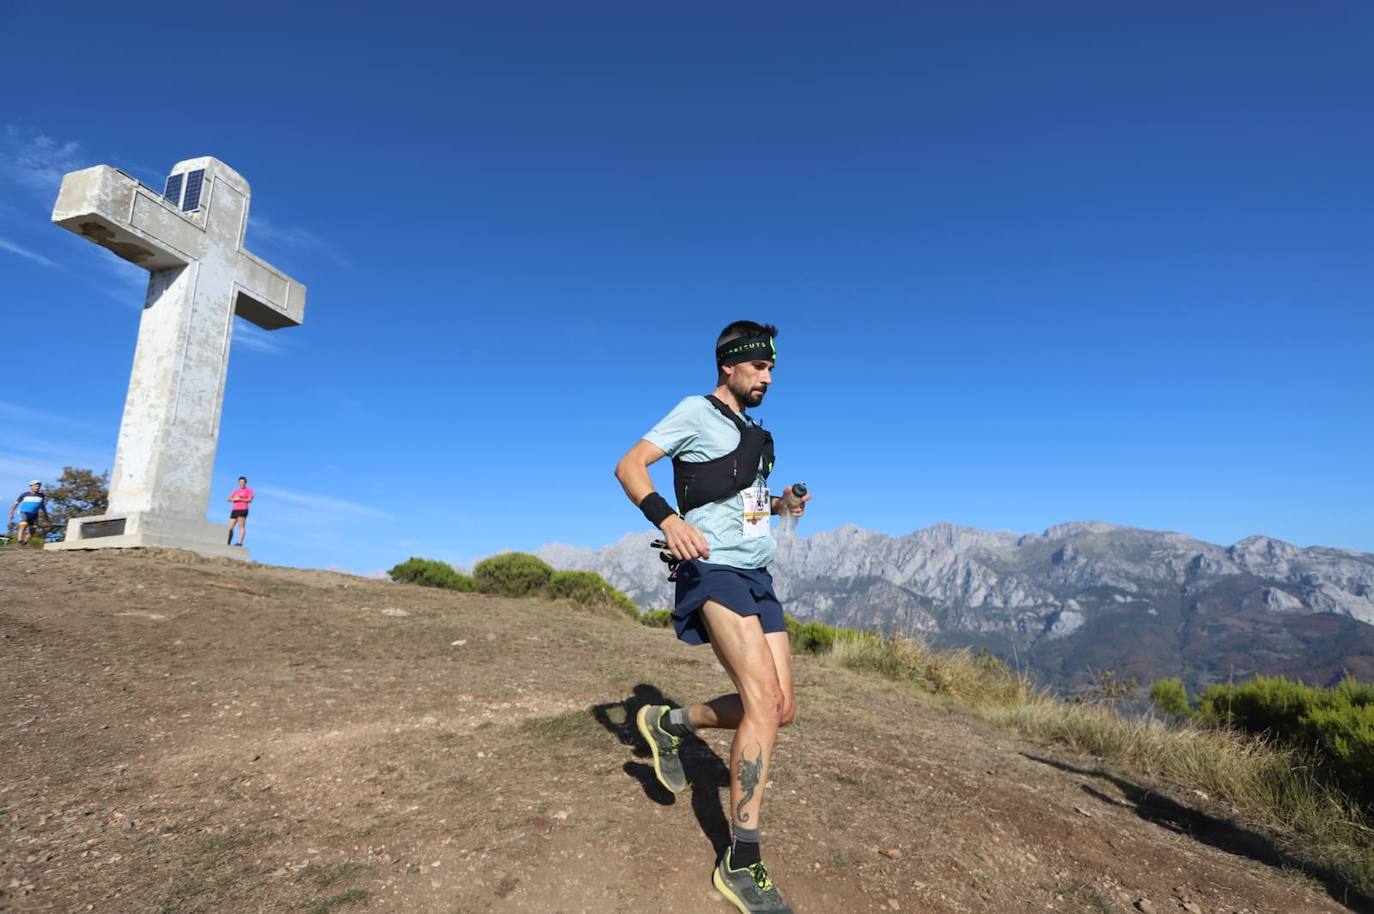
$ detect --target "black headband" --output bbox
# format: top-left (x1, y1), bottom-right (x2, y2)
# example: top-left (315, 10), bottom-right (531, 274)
top-left (716, 334), bottom-right (777, 366)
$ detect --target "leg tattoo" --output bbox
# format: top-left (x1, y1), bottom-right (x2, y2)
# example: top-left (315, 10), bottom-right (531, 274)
top-left (735, 745), bottom-right (764, 823)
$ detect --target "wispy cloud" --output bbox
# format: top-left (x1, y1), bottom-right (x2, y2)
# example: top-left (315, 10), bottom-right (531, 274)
top-left (0, 125), bottom-right (88, 204)
top-left (234, 321), bottom-right (288, 355)
top-left (0, 236), bottom-right (60, 269)
top-left (238, 488), bottom-right (390, 562)
top-left (254, 485), bottom-right (386, 519)
top-left (0, 452), bottom-right (66, 484)
top-left (81, 247), bottom-right (152, 307)
top-left (250, 214), bottom-right (352, 269)
top-left (0, 403), bottom-right (114, 485)
top-left (0, 443), bottom-right (112, 485)
top-left (0, 400), bottom-right (100, 431)
top-left (0, 126), bottom-right (151, 304)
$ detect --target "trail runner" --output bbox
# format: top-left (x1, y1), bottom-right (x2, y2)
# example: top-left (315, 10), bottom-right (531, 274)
top-left (9, 480), bottom-right (48, 545)
top-left (227, 476), bottom-right (253, 546)
top-left (615, 320), bottom-right (811, 914)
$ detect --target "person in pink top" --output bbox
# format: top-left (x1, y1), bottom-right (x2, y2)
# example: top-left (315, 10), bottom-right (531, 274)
top-left (226, 476), bottom-right (254, 547)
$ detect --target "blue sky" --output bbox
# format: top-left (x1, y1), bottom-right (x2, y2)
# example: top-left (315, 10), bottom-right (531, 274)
top-left (1, 2), bottom-right (1370, 573)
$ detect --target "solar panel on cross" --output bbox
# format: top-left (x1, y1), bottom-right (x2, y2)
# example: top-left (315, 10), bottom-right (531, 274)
top-left (163, 173), bottom-right (183, 207)
top-left (181, 170), bottom-right (205, 212)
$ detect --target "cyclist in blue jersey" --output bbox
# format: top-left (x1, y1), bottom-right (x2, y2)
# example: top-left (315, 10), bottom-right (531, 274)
top-left (9, 480), bottom-right (49, 545)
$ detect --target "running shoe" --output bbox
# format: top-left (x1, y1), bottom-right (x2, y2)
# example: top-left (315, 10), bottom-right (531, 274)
top-left (713, 849), bottom-right (793, 913)
top-left (635, 704), bottom-right (687, 793)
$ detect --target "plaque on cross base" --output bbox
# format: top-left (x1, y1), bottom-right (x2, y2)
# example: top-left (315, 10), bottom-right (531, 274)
top-left (45, 157), bottom-right (306, 560)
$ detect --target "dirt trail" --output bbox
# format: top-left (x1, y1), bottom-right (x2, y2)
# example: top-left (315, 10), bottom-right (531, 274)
top-left (0, 548), bottom-right (1361, 914)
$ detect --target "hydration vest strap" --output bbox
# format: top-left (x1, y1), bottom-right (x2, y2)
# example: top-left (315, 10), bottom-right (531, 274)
top-left (704, 395), bottom-right (750, 432)
top-left (671, 396), bottom-right (775, 515)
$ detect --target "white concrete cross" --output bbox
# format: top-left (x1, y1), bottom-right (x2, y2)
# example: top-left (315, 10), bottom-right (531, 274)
top-left (47, 157), bottom-right (306, 559)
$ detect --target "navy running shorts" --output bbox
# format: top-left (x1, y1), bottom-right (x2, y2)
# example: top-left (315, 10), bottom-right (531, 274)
top-left (18, 512), bottom-right (38, 527)
top-left (672, 560), bottom-right (786, 646)
top-left (230, 508), bottom-right (248, 519)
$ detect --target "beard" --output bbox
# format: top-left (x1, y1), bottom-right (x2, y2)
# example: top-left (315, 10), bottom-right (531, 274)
top-left (732, 378), bottom-right (767, 408)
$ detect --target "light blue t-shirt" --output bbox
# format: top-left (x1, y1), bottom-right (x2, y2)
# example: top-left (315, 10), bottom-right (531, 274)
top-left (644, 396), bottom-right (776, 570)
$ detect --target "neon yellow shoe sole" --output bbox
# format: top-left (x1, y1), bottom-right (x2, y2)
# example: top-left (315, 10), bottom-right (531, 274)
top-left (635, 704), bottom-right (687, 793)
top-left (712, 856), bottom-right (793, 913)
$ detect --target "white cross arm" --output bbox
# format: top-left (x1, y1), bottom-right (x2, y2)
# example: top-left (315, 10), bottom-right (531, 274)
top-left (52, 165), bottom-right (202, 271)
top-left (53, 163), bottom-right (307, 330)
top-left (234, 250), bottom-right (306, 329)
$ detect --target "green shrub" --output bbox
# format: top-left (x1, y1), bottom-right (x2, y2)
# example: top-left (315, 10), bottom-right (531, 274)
top-left (640, 610), bottom-right (673, 628)
top-left (471, 552), bottom-right (555, 597)
top-left (1150, 677), bottom-right (1193, 717)
top-left (1197, 675), bottom-right (1374, 803)
top-left (785, 616), bottom-right (846, 655)
top-left (546, 570), bottom-right (638, 618)
top-left (1198, 675), bottom-right (1318, 735)
top-left (388, 557), bottom-right (475, 591)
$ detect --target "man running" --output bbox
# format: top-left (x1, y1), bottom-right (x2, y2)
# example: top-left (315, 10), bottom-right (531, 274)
top-left (226, 476), bottom-right (253, 546)
top-left (8, 480), bottom-right (49, 545)
top-left (614, 320), bottom-right (810, 914)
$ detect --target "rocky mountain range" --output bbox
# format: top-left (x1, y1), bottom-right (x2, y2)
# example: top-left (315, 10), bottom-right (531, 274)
top-left (538, 521), bottom-right (1374, 695)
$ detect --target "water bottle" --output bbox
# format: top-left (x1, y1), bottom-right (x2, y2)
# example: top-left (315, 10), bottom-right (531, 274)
top-left (778, 483), bottom-right (808, 536)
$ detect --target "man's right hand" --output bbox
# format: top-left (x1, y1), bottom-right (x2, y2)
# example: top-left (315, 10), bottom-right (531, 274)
top-left (660, 515), bottom-right (710, 561)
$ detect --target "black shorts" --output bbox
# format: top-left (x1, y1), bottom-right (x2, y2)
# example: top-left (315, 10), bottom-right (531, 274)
top-left (230, 508), bottom-right (249, 519)
top-left (671, 560), bottom-right (786, 646)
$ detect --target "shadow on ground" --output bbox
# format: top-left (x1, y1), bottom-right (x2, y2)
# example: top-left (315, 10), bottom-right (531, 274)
top-left (1024, 753), bottom-right (1374, 914)
top-left (591, 683), bottom-right (733, 859)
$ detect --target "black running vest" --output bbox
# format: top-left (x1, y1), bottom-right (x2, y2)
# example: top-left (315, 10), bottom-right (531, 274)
top-left (672, 396), bottom-right (775, 515)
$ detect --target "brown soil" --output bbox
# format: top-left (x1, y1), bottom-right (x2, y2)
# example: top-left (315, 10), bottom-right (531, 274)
top-left (0, 548), bottom-right (1362, 914)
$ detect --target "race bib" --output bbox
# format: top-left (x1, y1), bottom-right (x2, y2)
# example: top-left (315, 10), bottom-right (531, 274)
top-left (741, 486), bottom-right (771, 538)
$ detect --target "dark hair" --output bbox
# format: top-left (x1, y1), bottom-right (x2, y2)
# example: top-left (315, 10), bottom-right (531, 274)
top-left (716, 320), bottom-right (778, 352)
top-left (238, 476), bottom-right (247, 483)
top-left (715, 320), bottom-right (778, 374)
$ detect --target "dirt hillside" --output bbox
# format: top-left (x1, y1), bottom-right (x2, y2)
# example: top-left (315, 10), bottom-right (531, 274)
top-left (0, 548), bottom-right (1361, 914)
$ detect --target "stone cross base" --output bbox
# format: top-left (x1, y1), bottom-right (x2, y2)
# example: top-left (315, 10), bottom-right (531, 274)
top-left (45, 512), bottom-right (250, 561)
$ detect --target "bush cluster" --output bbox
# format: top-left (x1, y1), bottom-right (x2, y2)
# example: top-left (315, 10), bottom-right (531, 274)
top-left (546, 569), bottom-right (639, 618)
top-left (1193, 675), bottom-right (1374, 804)
top-left (639, 610), bottom-right (673, 628)
top-left (785, 616), bottom-right (847, 655)
top-left (466, 552), bottom-right (638, 619)
top-left (1149, 677), bottom-right (1192, 717)
top-left (391, 552), bottom-right (640, 620)
top-left (472, 552), bottom-right (554, 597)
top-left (387, 557), bottom-right (475, 591)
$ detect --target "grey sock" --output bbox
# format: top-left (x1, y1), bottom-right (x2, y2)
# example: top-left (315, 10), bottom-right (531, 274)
top-left (665, 706), bottom-right (696, 736)
top-left (731, 824), bottom-right (761, 867)
top-left (731, 824), bottom-right (760, 843)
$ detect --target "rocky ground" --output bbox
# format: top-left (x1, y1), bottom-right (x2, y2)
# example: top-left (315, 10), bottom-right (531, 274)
top-left (0, 548), bottom-right (1363, 913)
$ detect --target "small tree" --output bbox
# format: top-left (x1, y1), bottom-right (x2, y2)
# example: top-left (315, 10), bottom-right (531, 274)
top-left (640, 610), bottom-right (673, 628)
top-left (1150, 677), bottom-right (1193, 717)
top-left (546, 570), bottom-right (638, 618)
top-left (40, 466), bottom-right (110, 542)
top-left (388, 557), bottom-right (475, 591)
top-left (472, 552), bottom-right (554, 597)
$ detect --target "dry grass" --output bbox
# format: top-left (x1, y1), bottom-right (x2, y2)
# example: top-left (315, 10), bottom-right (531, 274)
top-left (821, 633), bottom-right (1374, 896)
top-left (985, 699), bottom-right (1367, 837)
top-left (828, 633), bottom-right (1032, 706)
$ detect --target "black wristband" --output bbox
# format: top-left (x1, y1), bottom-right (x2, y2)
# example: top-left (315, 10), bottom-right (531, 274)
top-left (638, 492), bottom-right (677, 528)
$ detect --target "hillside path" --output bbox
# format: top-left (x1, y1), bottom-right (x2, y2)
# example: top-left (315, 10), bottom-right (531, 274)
top-left (0, 549), bottom-right (1359, 914)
